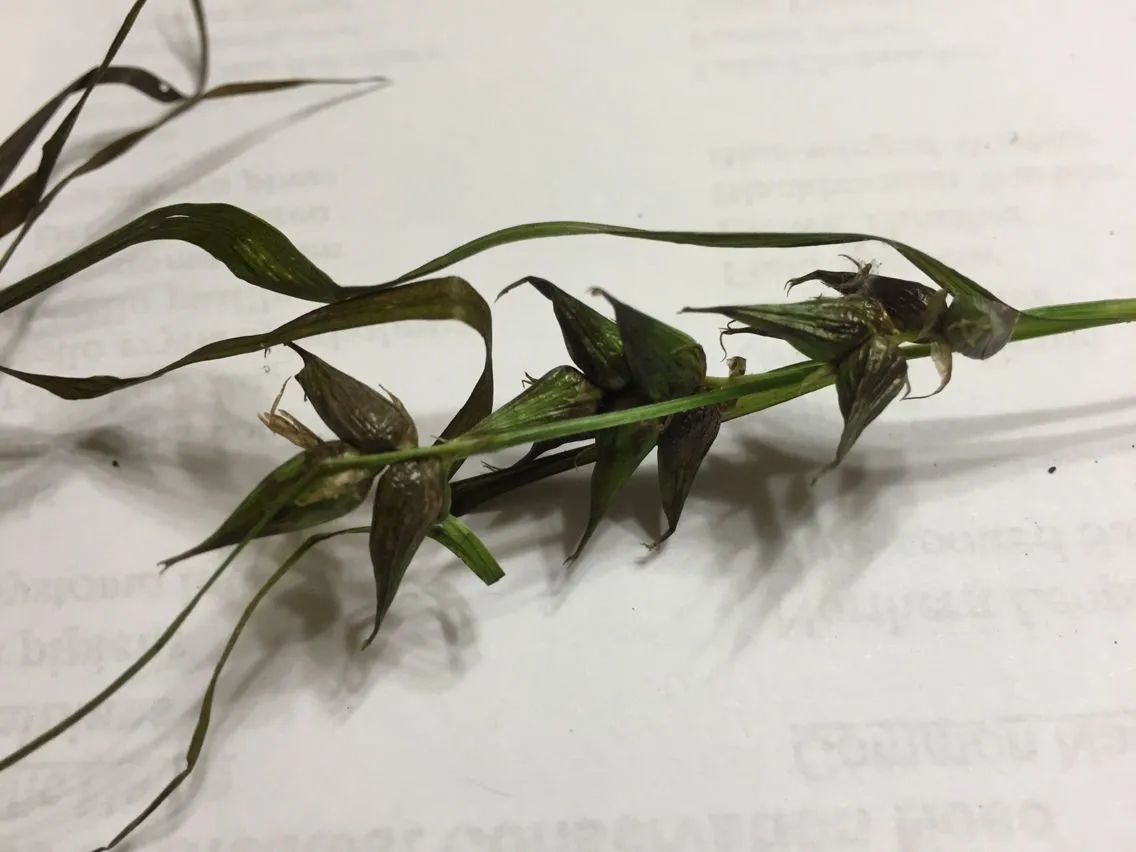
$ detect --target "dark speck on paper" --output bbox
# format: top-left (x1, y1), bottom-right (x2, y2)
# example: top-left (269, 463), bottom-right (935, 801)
top-left (1047, 466), bottom-right (1057, 474)
top-left (111, 459), bottom-right (120, 468)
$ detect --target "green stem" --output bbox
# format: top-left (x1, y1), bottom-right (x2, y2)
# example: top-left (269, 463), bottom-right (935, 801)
top-left (325, 297), bottom-right (1136, 476)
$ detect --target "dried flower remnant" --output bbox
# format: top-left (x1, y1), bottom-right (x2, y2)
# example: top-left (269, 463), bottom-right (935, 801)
top-left (258, 377), bottom-right (322, 449)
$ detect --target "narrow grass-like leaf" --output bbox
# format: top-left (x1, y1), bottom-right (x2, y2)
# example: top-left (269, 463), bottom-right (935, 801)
top-left (365, 458), bottom-right (449, 647)
top-left (372, 221), bottom-right (1014, 317)
top-left (0, 0), bottom-right (155, 275)
top-left (0, 277), bottom-right (492, 439)
top-left (429, 515), bottom-right (505, 585)
top-left (0, 202), bottom-right (350, 313)
top-left (497, 275), bottom-right (630, 392)
top-left (157, 441), bottom-right (375, 570)
top-left (571, 415), bottom-right (664, 561)
top-left (0, 421), bottom-right (336, 779)
top-left (91, 526), bottom-right (369, 852)
top-left (591, 287), bottom-right (707, 401)
top-left (683, 296), bottom-right (894, 363)
top-left (288, 343), bottom-right (417, 452)
top-left (0, 0), bottom-right (386, 275)
top-left (655, 405), bottom-right (721, 546)
top-left (0, 65), bottom-right (186, 196)
top-left (1, 74), bottom-right (387, 253)
top-left (822, 335), bottom-right (909, 479)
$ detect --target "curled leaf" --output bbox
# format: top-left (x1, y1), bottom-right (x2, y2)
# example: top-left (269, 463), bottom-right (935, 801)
top-left (0, 0), bottom-right (157, 275)
top-left (683, 295), bottom-right (893, 363)
top-left (0, 64), bottom-right (186, 194)
top-left (591, 288), bottom-right (707, 401)
top-left (288, 343), bottom-right (416, 451)
top-left (158, 442), bottom-right (376, 569)
top-left (0, 0), bottom-right (386, 279)
top-left (428, 515), bottom-right (505, 585)
top-left (259, 380), bottom-right (324, 449)
top-left (818, 334), bottom-right (909, 480)
top-left (497, 276), bottom-right (630, 391)
top-left (655, 405), bottom-right (721, 546)
top-left (465, 365), bottom-right (602, 439)
top-left (0, 277), bottom-right (493, 480)
top-left (365, 458), bottom-right (449, 647)
top-left (0, 202), bottom-right (348, 315)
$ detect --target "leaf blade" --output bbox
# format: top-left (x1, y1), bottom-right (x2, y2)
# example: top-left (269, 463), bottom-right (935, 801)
top-left (0, 64), bottom-right (187, 195)
top-left (0, 277), bottom-right (494, 469)
top-left (367, 221), bottom-right (1020, 350)
top-left (428, 515), bottom-right (505, 585)
top-left (0, 202), bottom-right (350, 314)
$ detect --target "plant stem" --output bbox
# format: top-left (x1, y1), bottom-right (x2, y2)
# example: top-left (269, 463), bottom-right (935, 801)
top-left (324, 297), bottom-right (1136, 478)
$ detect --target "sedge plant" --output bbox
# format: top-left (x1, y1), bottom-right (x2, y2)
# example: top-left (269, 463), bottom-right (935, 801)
top-left (1, 2), bottom-right (1135, 849)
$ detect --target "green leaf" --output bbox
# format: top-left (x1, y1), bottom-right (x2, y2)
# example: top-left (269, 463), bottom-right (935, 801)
top-left (0, 0), bottom-right (386, 278)
top-left (463, 365), bottom-right (602, 439)
top-left (0, 74), bottom-right (386, 249)
top-left (288, 343), bottom-right (417, 452)
top-left (0, 202), bottom-right (351, 313)
top-left (590, 288), bottom-right (707, 402)
top-left (365, 458), bottom-right (449, 647)
top-left (496, 275), bottom-right (631, 392)
top-left (655, 405), bottom-right (721, 546)
top-left (821, 334), bottom-right (909, 479)
top-left (0, 64), bottom-right (186, 198)
top-left (428, 515), bottom-right (505, 585)
top-left (571, 414), bottom-right (663, 561)
top-left (0, 0), bottom-right (157, 276)
top-left (683, 295), bottom-right (893, 363)
top-left (372, 220), bottom-right (1016, 320)
top-left (158, 441), bottom-right (376, 570)
top-left (0, 277), bottom-right (493, 460)
top-left (91, 525), bottom-right (370, 852)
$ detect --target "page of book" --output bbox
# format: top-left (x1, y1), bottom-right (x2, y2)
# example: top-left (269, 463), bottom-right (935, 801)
top-left (2, 1), bottom-right (1134, 850)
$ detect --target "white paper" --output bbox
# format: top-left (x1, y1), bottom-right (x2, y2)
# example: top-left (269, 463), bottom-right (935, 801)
top-left (2, 1), bottom-right (1135, 850)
